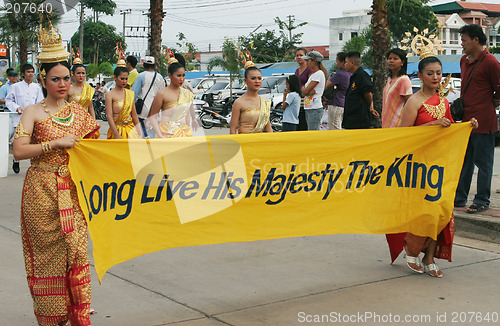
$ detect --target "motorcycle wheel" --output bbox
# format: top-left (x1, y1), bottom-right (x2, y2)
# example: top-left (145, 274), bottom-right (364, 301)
top-left (100, 108), bottom-right (107, 121)
top-left (271, 116), bottom-right (282, 132)
top-left (199, 113), bottom-right (214, 129)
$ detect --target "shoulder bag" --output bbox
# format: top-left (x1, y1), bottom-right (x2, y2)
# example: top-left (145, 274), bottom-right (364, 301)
top-left (135, 72), bottom-right (157, 115)
top-left (450, 55), bottom-right (486, 122)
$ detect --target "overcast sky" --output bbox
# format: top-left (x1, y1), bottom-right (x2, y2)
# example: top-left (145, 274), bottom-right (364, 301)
top-left (3, 0), bottom-right (499, 56)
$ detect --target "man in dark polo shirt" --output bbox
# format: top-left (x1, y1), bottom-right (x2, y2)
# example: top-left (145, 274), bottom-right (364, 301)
top-left (454, 24), bottom-right (500, 213)
top-left (342, 51), bottom-right (379, 129)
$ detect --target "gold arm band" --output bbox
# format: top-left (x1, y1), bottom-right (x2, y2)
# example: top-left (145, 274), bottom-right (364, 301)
top-left (13, 121), bottom-right (32, 139)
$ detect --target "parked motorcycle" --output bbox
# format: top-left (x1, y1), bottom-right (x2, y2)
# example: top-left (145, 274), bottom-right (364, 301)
top-left (199, 107), bottom-right (232, 129)
top-left (199, 95), bottom-right (238, 129)
top-left (269, 103), bottom-right (283, 132)
top-left (92, 94), bottom-right (107, 121)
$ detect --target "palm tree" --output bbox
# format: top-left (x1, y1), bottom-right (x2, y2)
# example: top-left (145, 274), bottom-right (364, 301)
top-left (149, 0), bottom-right (164, 71)
top-left (371, 0), bottom-right (390, 127)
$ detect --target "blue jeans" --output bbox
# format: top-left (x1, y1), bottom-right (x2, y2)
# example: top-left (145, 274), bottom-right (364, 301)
top-left (305, 108), bottom-right (323, 130)
top-left (455, 133), bottom-right (495, 207)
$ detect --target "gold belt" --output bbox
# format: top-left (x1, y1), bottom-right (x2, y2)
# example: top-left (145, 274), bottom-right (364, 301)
top-left (115, 119), bottom-right (133, 126)
top-left (31, 162), bottom-right (70, 178)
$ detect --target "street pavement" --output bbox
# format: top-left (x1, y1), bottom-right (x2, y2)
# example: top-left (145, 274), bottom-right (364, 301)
top-left (1, 123), bottom-right (500, 325)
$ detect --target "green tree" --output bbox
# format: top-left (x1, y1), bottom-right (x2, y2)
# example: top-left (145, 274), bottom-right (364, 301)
top-left (175, 32), bottom-right (199, 71)
top-left (275, 16), bottom-right (307, 57)
top-left (386, 0), bottom-right (439, 43)
top-left (83, 0), bottom-right (116, 22)
top-left (238, 16), bottom-right (307, 63)
top-left (71, 20), bottom-right (125, 65)
top-left (86, 62), bottom-right (113, 80)
top-left (207, 39), bottom-right (242, 98)
top-left (341, 29), bottom-right (373, 68)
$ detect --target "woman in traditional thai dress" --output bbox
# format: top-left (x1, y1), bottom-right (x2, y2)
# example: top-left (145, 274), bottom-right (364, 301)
top-left (386, 56), bottom-right (478, 278)
top-left (13, 21), bottom-right (99, 326)
top-left (67, 50), bottom-right (100, 139)
top-left (148, 56), bottom-right (198, 138)
top-left (381, 48), bottom-right (413, 128)
top-left (105, 66), bottom-right (141, 139)
top-left (230, 63), bottom-right (272, 134)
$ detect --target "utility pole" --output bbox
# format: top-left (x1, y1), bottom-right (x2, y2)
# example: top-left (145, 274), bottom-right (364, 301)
top-left (79, 1), bottom-right (84, 58)
top-left (120, 9), bottom-right (131, 40)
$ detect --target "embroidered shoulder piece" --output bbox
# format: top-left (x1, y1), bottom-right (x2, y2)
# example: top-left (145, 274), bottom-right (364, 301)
top-left (14, 120), bottom-right (32, 139)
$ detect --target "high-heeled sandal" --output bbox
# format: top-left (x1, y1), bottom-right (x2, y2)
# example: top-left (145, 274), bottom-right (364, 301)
top-left (424, 262), bottom-right (443, 278)
top-left (403, 247), bottom-right (424, 274)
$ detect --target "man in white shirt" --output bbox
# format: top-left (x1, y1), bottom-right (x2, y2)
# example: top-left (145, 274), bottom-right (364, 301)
top-left (131, 56), bottom-right (166, 138)
top-left (5, 63), bottom-right (44, 173)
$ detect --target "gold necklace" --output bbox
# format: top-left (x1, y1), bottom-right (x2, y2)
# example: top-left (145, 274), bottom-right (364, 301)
top-left (421, 91), bottom-right (446, 119)
top-left (41, 100), bottom-right (74, 128)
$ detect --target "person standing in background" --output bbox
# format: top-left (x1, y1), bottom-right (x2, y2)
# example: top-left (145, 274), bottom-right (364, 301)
top-left (301, 50), bottom-right (327, 130)
top-left (0, 68), bottom-right (18, 112)
top-left (454, 24), bottom-right (500, 214)
top-left (5, 63), bottom-right (44, 173)
top-left (382, 48), bottom-right (412, 128)
top-left (325, 52), bottom-right (351, 130)
top-left (294, 48), bottom-right (313, 131)
top-left (132, 56), bottom-right (165, 137)
top-left (343, 52), bottom-right (379, 129)
top-left (126, 55), bottom-right (138, 89)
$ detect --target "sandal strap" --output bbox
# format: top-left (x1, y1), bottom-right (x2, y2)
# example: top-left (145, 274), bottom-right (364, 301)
top-left (426, 263), bottom-right (440, 272)
top-left (405, 255), bottom-right (421, 266)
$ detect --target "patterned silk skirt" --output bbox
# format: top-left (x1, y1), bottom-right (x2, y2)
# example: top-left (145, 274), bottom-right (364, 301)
top-left (21, 167), bottom-right (91, 326)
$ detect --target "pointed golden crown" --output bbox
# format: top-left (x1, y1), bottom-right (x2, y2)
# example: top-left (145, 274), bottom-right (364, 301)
top-left (37, 17), bottom-right (69, 63)
top-left (238, 48), bottom-right (255, 70)
top-left (72, 46), bottom-right (83, 65)
top-left (115, 42), bottom-right (126, 67)
top-left (162, 47), bottom-right (178, 66)
top-left (400, 27), bottom-right (442, 60)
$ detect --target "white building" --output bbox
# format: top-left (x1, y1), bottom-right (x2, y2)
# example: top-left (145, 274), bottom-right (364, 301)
top-left (436, 13), bottom-right (466, 55)
top-left (328, 10), bottom-right (371, 58)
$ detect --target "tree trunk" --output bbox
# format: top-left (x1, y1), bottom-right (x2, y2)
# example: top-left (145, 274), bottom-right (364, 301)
top-left (371, 0), bottom-right (389, 127)
top-left (79, 1), bottom-right (84, 59)
top-left (19, 33), bottom-right (28, 65)
top-left (150, 0), bottom-right (164, 71)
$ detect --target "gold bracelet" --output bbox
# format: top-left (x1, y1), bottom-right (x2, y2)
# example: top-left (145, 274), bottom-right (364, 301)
top-left (41, 141), bottom-right (52, 154)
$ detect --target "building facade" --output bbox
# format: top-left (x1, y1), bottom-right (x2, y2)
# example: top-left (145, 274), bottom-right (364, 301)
top-left (328, 10), bottom-right (371, 59)
top-left (432, 1), bottom-right (500, 54)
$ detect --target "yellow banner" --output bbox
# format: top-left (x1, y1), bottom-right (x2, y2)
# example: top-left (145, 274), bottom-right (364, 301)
top-left (68, 124), bottom-right (472, 281)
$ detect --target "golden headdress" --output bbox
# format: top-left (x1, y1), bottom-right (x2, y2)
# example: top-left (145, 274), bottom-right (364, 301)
top-left (36, 17), bottom-right (70, 63)
top-left (71, 46), bottom-right (83, 65)
top-left (238, 48), bottom-right (255, 70)
top-left (162, 47), bottom-right (178, 65)
top-left (115, 42), bottom-right (126, 67)
top-left (400, 27), bottom-right (442, 60)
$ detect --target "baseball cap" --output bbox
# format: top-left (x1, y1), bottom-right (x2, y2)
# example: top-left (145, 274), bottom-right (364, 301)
top-left (144, 56), bottom-right (155, 65)
top-left (7, 69), bottom-right (18, 77)
top-left (302, 50), bottom-right (324, 63)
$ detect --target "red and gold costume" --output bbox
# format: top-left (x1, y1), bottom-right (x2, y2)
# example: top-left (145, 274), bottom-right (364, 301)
top-left (15, 102), bottom-right (99, 326)
top-left (157, 87), bottom-right (194, 138)
top-left (386, 93), bottom-right (455, 263)
top-left (107, 88), bottom-right (136, 139)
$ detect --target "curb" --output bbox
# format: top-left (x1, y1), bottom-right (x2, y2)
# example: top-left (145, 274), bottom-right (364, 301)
top-left (454, 209), bottom-right (500, 244)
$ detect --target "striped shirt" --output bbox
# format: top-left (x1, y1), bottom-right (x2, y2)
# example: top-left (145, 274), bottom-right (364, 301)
top-left (382, 75), bottom-right (412, 128)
